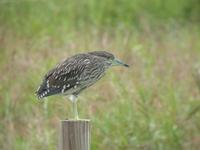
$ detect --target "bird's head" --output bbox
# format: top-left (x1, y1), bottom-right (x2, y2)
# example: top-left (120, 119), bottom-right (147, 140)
top-left (89, 51), bottom-right (129, 68)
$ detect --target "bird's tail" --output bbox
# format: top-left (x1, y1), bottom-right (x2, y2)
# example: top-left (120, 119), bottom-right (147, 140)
top-left (35, 82), bottom-right (48, 99)
top-left (35, 80), bottom-right (60, 99)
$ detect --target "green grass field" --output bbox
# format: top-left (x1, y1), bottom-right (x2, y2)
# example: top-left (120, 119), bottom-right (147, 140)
top-left (0, 1), bottom-right (200, 150)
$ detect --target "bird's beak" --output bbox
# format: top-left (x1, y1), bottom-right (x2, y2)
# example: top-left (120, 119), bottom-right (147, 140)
top-left (113, 58), bottom-right (129, 67)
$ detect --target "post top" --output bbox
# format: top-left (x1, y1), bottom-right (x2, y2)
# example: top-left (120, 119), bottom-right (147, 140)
top-left (60, 119), bottom-right (90, 122)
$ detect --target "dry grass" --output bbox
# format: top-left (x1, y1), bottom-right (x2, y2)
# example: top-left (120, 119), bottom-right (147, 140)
top-left (0, 24), bottom-right (200, 150)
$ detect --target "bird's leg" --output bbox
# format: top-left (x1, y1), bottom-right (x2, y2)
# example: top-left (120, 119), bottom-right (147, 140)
top-left (73, 100), bottom-right (79, 120)
top-left (69, 95), bottom-right (79, 120)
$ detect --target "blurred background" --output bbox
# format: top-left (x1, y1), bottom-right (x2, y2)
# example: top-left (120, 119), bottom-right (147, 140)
top-left (0, 0), bottom-right (200, 149)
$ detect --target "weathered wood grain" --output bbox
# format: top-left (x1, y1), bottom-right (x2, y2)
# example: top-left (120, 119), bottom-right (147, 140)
top-left (58, 120), bottom-right (90, 150)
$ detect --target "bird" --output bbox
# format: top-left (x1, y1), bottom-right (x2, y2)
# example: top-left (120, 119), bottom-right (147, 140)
top-left (36, 51), bottom-right (129, 119)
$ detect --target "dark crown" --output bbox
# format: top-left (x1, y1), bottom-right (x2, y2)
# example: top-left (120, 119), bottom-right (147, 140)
top-left (88, 51), bottom-right (114, 60)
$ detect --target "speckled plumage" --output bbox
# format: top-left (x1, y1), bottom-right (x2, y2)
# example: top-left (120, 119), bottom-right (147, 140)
top-left (36, 51), bottom-right (115, 99)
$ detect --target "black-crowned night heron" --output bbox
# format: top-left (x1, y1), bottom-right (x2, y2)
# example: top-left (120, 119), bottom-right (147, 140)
top-left (36, 51), bottom-right (129, 119)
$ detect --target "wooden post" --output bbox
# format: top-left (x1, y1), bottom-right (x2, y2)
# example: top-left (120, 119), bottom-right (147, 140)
top-left (58, 120), bottom-right (90, 150)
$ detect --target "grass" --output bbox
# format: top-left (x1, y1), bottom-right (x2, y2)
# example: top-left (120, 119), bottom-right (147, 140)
top-left (0, 0), bottom-right (200, 150)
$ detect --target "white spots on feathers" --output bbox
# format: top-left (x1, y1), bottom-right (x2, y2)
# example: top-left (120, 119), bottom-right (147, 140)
top-left (57, 68), bottom-right (64, 74)
top-left (84, 59), bottom-right (90, 64)
top-left (62, 62), bottom-right (66, 66)
top-left (64, 62), bottom-right (74, 72)
top-left (55, 63), bottom-right (60, 68)
top-left (68, 75), bottom-right (78, 81)
top-left (61, 85), bottom-right (66, 93)
top-left (47, 80), bottom-right (50, 88)
top-left (36, 85), bottom-right (41, 92)
top-left (52, 85), bottom-right (60, 88)
top-left (39, 90), bottom-right (49, 99)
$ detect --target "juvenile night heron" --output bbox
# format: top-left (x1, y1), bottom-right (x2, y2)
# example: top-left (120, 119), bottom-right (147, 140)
top-left (36, 51), bottom-right (129, 119)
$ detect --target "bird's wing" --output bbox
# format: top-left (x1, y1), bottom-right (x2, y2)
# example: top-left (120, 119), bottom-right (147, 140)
top-left (36, 55), bottom-right (89, 98)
